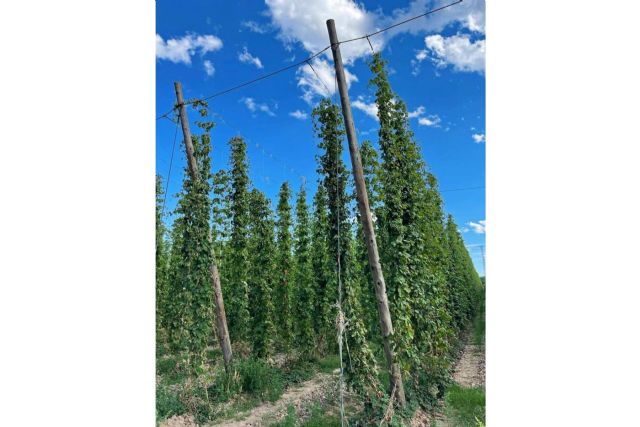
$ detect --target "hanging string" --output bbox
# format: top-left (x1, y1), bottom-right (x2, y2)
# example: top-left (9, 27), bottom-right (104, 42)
top-left (306, 60), bottom-right (332, 99)
top-left (366, 36), bottom-right (375, 53)
top-left (161, 114), bottom-right (181, 218)
top-left (334, 80), bottom-right (346, 426)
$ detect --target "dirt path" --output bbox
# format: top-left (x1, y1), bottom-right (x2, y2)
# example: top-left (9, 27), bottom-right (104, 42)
top-left (413, 338), bottom-right (485, 427)
top-left (161, 342), bottom-right (483, 427)
top-left (160, 373), bottom-right (335, 427)
top-left (452, 343), bottom-right (485, 388)
top-left (209, 373), bottom-right (335, 427)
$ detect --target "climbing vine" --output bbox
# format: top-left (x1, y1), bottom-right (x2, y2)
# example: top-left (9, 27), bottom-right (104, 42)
top-left (292, 185), bottom-right (315, 355)
top-left (275, 182), bottom-right (294, 349)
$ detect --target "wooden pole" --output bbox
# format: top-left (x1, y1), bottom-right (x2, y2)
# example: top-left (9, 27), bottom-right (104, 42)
top-left (325, 20), bottom-right (406, 406)
top-left (210, 248), bottom-right (233, 370)
top-left (174, 82), bottom-right (233, 371)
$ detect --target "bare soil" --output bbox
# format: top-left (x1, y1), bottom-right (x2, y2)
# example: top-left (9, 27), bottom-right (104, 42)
top-left (160, 414), bottom-right (198, 427)
top-left (452, 343), bottom-right (485, 389)
top-left (160, 341), bottom-right (485, 427)
top-left (413, 338), bottom-right (486, 427)
top-left (210, 373), bottom-right (335, 426)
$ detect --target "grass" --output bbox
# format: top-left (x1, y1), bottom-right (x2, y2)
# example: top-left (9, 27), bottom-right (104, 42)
top-left (157, 352), bottom-right (346, 425)
top-left (236, 357), bottom-right (284, 402)
top-left (156, 355), bottom-right (189, 385)
top-left (302, 404), bottom-right (341, 427)
top-left (472, 310), bottom-right (485, 346)
top-left (444, 384), bottom-right (485, 427)
top-left (156, 356), bottom-right (284, 424)
top-left (268, 405), bottom-right (297, 427)
top-left (156, 384), bottom-right (186, 420)
top-left (317, 354), bottom-right (341, 373)
top-left (281, 358), bottom-right (316, 386)
top-left (267, 404), bottom-right (341, 427)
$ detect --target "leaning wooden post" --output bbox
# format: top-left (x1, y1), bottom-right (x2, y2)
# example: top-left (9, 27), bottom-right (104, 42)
top-left (325, 20), bottom-right (406, 406)
top-left (174, 81), bottom-right (233, 372)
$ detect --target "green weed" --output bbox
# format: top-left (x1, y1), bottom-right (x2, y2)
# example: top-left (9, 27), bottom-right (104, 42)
top-left (237, 357), bottom-right (284, 402)
top-left (282, 358), bottom-right (316, 386)
top-left (303, 404), bottom-right (341, 426)
top-left (444, 384), bottom-right (485, 427)
top-left (156, 385), bottom-right (186, 421)
top-left (317, 354), bottom-right (341, 373)
top-left (269, 405), bottom-right (297, 427)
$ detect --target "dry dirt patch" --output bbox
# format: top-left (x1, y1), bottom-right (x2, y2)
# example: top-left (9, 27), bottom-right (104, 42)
top-left (210, 373), bottom-right (333, 426)
top-left (452, 344), bottom-right (485, 388)
top-left (413, 340), bottom-right (485, 427)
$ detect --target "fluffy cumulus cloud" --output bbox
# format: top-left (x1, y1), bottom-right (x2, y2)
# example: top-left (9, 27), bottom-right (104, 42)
top-left (238, 47), bottom-right (264, 69)
top-left (352, 96), bottom-right (378, 120)
top-left (472, 133), bottom-right (485, 143)
top-left (406, 104), bottom-right (440, 127)
top-left (352, 101), bottom-right (441, 125)
top-left (384, 0), bottom-right (485, 37)
top-left (418, 34), bottom-right (485, 73)
top-left (241, 97), bottom-right (276, 116)
top-left (289, 110), bottom-right (308, 120)
top-left (156, 33), bottom-right (223, 64)
top-left (265, 0), bottom-right (484, 98)
top-left (408, 105), bottom-right (425, 118)
top-left (418, 115), bottom-right (441, 127)
top-left (203, 60), bottom-right (215, 76)
top-left (265, 0), bottom-right (484, 64)
top-left (265, 0), bottom-right (381, 64)
top-left (296, 58), bottom-right (357, 104)
top-left (467, 220), bottom-right (486, 234)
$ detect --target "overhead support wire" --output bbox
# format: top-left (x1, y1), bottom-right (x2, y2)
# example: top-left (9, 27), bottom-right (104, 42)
top-left (440, 185), bottom-right (485, 193)
top-left (156, 0), bottom-right (464, 119)
top-left (340, 0), bottom-right (464, 43)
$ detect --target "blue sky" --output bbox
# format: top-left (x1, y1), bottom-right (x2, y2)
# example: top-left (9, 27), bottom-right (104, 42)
top-left (156, 0), bottom-right (486, 275)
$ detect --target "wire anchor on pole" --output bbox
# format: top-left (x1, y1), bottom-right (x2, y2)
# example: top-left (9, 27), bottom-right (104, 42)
top-left (366, 35), bottom-right (374, 53)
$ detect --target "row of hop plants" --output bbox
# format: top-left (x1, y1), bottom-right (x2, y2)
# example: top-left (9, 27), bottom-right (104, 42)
top-left (156, 52), bottom-right (484, 424)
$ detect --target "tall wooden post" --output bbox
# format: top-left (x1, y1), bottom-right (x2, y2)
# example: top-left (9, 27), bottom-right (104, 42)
top-left (174, 81), bottom-right (233, 371)
top-left (325, 20), bottom-right (405, 406)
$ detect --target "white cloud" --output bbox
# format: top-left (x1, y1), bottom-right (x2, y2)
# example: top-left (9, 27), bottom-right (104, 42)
top-left (386, 0), bottom-right (485, 36)
top-left (352, 96), bottom-right (378, 120)
top-left (241, 97), bottom-right (276, 116)
top-left (265, 0), bottom-right (382, 64)
top-left (466, 13), bottom-right (485, 33)
top-left (156, 34), bottom-right (223, 64)
top-left (265, 0), bottom-right (485, 65)
top-left (472, 133), bottom-right (485, 143)
top-left (238, 47), bottom-right (264, 69)
top-left (265, 0), bottom-right (485, 100)
top-left (203, 60), bottom-right (215, 76)
top-left (408, 106), bottom-right (425, 119)
top-left (241, 20), bottom-right (270, 34)
top-left (418, 115), bottom-right (441, 127)
top-left (296, 58), bottom-right (357, 104)
top-left (468, 220), bottom-right (485, 234)
top-left (351, 102), bottom-right (438, 124)
top-left (289, 110), bottom-right (308, 120)
top-left (422, 34), bottom-right (485, 73)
